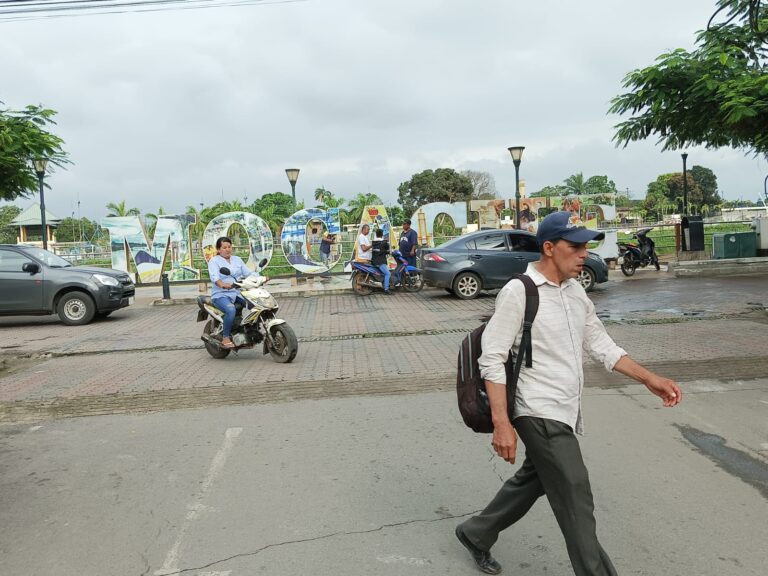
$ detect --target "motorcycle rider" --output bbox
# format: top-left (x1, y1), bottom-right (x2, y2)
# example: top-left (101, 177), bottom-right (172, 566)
top-left (371, 228), bottom-right (392, 294)
top-left (208, 236), bottom-right (258, 349)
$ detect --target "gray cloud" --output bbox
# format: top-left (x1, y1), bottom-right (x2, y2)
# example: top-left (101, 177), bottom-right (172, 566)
top-left (1, 0), bottom-right (765, 220)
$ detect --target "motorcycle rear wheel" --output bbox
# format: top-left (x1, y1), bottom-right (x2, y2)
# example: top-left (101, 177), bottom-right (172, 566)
top-left (620, 256), bottom-right (637, 277)
top-left (351, 271), bottom-right (373, 296)
top-left (267, 323), bottom-right (298, 363)
top-left (204, 320), bottom-right (231, 359)
top-left (402, 271), bottom-right (424, 293)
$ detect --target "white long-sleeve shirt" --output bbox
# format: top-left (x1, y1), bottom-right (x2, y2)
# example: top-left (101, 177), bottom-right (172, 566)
top-left (478, 263), bottom-right (626, 434)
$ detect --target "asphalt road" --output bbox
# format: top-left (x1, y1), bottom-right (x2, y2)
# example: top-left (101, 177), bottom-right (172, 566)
top-left (0, 272), bottom-right (767, 575)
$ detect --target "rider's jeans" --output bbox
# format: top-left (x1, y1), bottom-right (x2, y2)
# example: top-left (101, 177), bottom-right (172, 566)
top-left (212, 295), bottom-right (243, 338)
top-left (377, 264), bottom-right (391, 291)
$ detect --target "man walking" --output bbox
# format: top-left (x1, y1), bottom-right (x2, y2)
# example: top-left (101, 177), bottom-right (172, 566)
top-left (455, 211), bottom-right (682, 575)
top-left (398, 219), bottom-right (418, 267)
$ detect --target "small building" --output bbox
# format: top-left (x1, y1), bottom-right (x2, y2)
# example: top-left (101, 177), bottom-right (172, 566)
top-left (10, 203), bottom-right (62, 245)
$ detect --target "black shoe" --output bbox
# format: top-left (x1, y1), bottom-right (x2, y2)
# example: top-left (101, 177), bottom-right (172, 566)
top-left (455, 525), bottom-right (502, 575)
top-left (383, 290), bottom-right (392, 295)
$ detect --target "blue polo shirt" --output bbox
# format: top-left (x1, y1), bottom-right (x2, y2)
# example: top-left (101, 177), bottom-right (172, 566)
top-left (208, 254), bottom-right (254, 302)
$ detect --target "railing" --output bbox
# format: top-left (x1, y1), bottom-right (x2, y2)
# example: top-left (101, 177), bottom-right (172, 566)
top-left (52, 220), bottom-right (758, 275)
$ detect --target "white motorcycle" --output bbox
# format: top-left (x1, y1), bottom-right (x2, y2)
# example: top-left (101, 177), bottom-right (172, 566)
top-left (196, 263), bottom-right (298, 362)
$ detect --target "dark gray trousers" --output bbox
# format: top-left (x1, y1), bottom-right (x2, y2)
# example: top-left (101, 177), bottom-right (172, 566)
top-left (461, 416), bottom-right (618, 576)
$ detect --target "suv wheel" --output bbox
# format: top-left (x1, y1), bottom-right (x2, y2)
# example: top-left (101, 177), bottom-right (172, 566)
top-left (452, 272), bottom-right (481, 300)
top-left (57, 291), bottom-right (96, 326)
top-left (577, 267), bottom-right (596, 292)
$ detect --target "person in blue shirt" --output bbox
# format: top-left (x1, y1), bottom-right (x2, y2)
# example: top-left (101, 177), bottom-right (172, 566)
top-left (207, 236), bottom-right (257, 349)
top-left (398, 219), bottom-right (418, 267)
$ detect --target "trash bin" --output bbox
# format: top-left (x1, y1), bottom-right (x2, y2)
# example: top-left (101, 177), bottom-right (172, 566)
top-left (681, 215), bottom-right (705, 251)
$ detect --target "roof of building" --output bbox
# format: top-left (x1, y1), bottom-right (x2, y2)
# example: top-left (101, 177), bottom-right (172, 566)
top-left (10, 203), bottom-right (63, 226)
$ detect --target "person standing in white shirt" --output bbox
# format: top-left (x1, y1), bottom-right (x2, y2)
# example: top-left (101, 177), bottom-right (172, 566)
top-left (455, 211), bottom-right (682, 576)
top-left (356, 224), bottom-right (372, 262)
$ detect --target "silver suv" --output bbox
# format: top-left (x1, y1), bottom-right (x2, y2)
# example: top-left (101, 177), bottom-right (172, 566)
top-left (0, 245), bottom-right (135, 325)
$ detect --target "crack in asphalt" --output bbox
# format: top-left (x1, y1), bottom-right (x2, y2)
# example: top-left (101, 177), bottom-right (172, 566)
top-left (155, 509), bottom-right (483, 575)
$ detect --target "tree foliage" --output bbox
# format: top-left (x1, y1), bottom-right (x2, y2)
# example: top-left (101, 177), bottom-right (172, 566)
top-left (610, 0), bottom-right (768, 156)
top-left (531, 174), bottom-right (618, 198)
top-left (689, 165), bottom-right (721, 204)
top-left (55, 217), bottom-right (100, 243)
top-left (397, 168), bottom-right (473, 215)
top-left (0, 104), bottom-right (71, 202)
top-left (0, 204), bottom-right (22, 243)
top-left (105, 200), bottom-right (140, 217)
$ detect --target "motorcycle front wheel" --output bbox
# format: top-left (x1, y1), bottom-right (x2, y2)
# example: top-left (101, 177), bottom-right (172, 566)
top-left (620, 255), bottom-right (637, 277)
top-left (351, 271), bottom-right (373, 296)
top-left (267, 323), bottom-right (298, 363)
top-left (402, 271), bottom-right (424, 293)
top-left (203, 320), bottom-right (231, 359)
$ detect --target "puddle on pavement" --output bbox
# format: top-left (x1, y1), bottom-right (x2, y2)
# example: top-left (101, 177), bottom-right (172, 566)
top-left (597, 308), bottom-right (711, 323)
top-left (676, 424), bottom-right (768, 500)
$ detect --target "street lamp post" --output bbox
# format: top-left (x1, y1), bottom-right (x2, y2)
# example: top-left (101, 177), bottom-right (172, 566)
top-left (681, 152), bottom-right (689, 215)
top-left (34, 158), bottom-right (49, 250)
top-left (763, 174), bottom-right (767, 204)
top-left (285, 168), bottom-right (300, 207)
top-left (507, 146), bottom-right (525, 229)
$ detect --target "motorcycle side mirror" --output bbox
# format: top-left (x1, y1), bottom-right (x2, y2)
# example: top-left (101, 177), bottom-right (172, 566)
top-left (258, 258), bottom-right (268, 269)
top-left (219, 267), bottom-right (231, 276)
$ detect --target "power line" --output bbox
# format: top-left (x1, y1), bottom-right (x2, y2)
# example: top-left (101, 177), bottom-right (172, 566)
top-left (0, 0), bottom-right (305, 21)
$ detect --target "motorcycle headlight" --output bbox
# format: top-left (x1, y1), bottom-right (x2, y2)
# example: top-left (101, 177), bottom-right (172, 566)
top-left (93, 273), bottom-right (120, 287)
top-left (252, 295), bottom-right (277, 308)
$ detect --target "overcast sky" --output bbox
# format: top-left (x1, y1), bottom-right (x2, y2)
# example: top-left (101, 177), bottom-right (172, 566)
top-left (2, 0), bottom-right (766, 220)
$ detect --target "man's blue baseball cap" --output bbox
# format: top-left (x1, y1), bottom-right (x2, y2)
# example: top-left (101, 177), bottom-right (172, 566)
top-left (536, 211), bottom-right (605, 244)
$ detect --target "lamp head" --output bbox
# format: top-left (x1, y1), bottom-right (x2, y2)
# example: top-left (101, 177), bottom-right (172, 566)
top-left (285, 168), bottom-right (300, 185)
top-left (507, 146), bottom-right (525, 166)
top-left (34, 158), bottom-right (49, 176)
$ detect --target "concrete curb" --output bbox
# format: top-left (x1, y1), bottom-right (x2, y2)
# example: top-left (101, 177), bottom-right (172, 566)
top-left (668, 256), bottom-right (768, 277)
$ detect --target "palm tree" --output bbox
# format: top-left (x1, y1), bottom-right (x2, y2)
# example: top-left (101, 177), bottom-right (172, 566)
top-left (105, 200), bottom-right (140, 217)
top-left (314, 187), bottom-right (333, 206)
top-left (186, 205), bottom-right (209, 245)
top-left (564, 173), bottom-right (587, 195)
top-left (346, 192), bottom-right (383, 224)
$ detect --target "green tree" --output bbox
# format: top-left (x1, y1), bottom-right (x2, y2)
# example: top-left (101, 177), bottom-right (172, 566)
top-left (346, 192), bottom-right (383, 224)
top-left (583, 175), bottom-right (618, 195)
top-left (55, 217), bottom-right (99, 243)
top-left (397, 168), bottom-right (473, 214)
top-left (530, 184), bottom-right (568, 198)
top-left (689, 165), bottom-right (721, 205)
top-left (314, 187), bottom-right (333, 206)
top-left (564, 173), bottom-right (588, 195)
top-left (105, 200), bottom-right (140, 217)
top-left (385, 204), bottom-right (405, 226)
top-left (0, 104), bottom-right (71, 201)
top-left (0, 204), bottom-right (22, 243)
top-left (610, 0), bottom-right (768, 156)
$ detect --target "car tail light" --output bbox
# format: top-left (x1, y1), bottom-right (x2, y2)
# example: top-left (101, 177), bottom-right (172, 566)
top-left (424, 253), bottom-right (446, 262)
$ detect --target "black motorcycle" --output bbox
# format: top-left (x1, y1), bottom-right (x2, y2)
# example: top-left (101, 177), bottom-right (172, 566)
top-left (618, 227), bottom-right (660, 276)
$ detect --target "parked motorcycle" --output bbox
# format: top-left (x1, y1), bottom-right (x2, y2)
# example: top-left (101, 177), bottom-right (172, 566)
top-left (618, 227), bottom-right (660, 276)
top-left (197, 262), bottom-right (298, 362)
top-left (350, 249), bottom-right (424, 296)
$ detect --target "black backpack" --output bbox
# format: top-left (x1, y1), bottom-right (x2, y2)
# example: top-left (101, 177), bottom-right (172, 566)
top-left (457, 274), bottom-right (539, 433)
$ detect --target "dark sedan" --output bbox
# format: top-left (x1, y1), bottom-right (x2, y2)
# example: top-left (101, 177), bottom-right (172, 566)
top-left (421, 229), bottom-right (608, 299)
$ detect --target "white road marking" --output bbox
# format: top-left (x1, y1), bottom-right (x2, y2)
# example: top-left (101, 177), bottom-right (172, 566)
top-left (28, 425), bottom-right (42, 432)
top-left (155, 427), bottom-right (243, 576)
top-left (197, 572), bottom-right (232, 576)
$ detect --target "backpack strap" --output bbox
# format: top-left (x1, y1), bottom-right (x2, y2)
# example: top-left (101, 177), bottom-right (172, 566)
top-left (507, 274), bottom-right (539, 386)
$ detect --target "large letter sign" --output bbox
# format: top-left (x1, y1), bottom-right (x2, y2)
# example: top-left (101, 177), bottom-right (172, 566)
top-left (202, 211), bottom-right (273, 269)
top-left (280, 208), bottom-right (341, 274)
top-left (101, 214), bottom-right (197, 283)
top-left (410, 202), bottom-right (469, 248)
